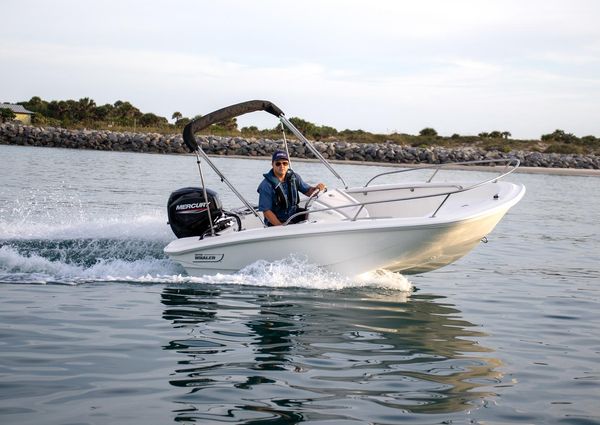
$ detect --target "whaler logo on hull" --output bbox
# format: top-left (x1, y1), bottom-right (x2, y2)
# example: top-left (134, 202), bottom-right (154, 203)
top-left (194, 253), bottom-right (224, 262)
top-left (176, 202), bottom-right (210, 214)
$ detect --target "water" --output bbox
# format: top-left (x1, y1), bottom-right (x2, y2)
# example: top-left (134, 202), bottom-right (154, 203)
top-left (1, 144), bottom-right (599, 424)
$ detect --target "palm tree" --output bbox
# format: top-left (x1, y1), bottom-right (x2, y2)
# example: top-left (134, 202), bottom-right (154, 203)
top-left (172, 111), bottom-right (182, 123)
top-left (77, 97), bottom-right (96, 121)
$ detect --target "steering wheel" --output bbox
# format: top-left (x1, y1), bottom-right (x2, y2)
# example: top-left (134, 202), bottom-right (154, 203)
top-left (305, 187), bottom-right (324, 209)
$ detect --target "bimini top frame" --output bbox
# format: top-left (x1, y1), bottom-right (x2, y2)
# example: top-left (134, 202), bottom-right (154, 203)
top-left (182, 100), bottom-right (522, 232)
top-left (182, 100), bottom-right (348, 226)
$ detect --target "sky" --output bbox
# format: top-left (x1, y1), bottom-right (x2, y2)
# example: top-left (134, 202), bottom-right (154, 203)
top-left (1, 0), bottom-right (599, 139)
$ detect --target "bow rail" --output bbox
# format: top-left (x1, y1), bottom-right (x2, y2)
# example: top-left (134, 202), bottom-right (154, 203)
top-left (283, 158), bottom-right (521, 225)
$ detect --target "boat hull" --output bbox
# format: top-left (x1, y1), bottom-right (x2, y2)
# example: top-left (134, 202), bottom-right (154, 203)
top-left (165, 100), bottom-right (527, 278)
top-left (164, 183), bottom-right (524, 277)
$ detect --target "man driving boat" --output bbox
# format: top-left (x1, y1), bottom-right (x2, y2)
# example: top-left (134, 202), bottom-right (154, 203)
top-left (257, 150), bottom-right (326, 226)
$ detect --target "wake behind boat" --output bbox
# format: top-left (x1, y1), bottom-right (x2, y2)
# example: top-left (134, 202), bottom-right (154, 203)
top-left (164, 100), bottom-right (525, 277)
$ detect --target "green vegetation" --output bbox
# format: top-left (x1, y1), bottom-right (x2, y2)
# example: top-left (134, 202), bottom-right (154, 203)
top-left (11, 96), bottom-right (600, 155)
top-left (19, 96), bottom-right (170, 130)
top-left (0, 108), bottom-right (17, 122)
top-left (419, 127), bottom-right (438, 137)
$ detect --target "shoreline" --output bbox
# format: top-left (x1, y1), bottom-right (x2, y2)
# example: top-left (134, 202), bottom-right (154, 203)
top-left (222, 154), bottom-right (600, 177)
top-left (2, 122), bottom-right (599, 177)
top-left (3, 137), bottom-right (599, 177)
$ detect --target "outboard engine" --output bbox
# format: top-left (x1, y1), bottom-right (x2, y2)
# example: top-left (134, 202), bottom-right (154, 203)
top-left (167, 187), bottom-right (224, 238)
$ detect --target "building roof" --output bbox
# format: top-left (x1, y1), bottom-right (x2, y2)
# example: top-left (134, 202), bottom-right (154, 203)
top-left (1, 103), bottom-right (34, 114)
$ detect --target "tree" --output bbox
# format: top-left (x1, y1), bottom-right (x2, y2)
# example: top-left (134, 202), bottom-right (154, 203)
top-left (213, 117), bottom-right (238, 132)
top-left (20, 96), bottom-right (48, 116)
top-left (419, 127), bottom-right (438, 137)
top-left (316, 125), bottom-right (338, 138)
top-left (77, 97), bottom-right (96, 121)
top-left (281, 117), bottom-right (339, 139)
top-left (284, 117), bottom-right (317, 137)
top-left (502, 131), bottom-right (512, 140)
top-left (0, 108), bottom-right (16, 122)
top-left (580, 135), bottom-right (599, 147)
top-left (46, 100), bottom-right (79, 123)
top-left (94, 104), bottom-right (114, 121)
top-left (175, 117), bottom-right (191, 128)
top-left (541, 129), bottom-right (578, 144)
top-left (111, 100), bottom-right (142, 125)
top-left (138, 113), bottom-right (168, 127)
top-left (241, 126), bottom-right (259, 135)
top-left (172, 111), bottom-right (182, 123)
top-left (27, 96), bottom-right (44, 109)
top-left (46, 100), bottom-right (63, 120)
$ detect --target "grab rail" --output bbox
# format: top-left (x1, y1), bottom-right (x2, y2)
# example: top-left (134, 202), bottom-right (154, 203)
top-left (282, 158), bottom-right (520, 225)
top-left (364, 158), bottom-right (520, 187)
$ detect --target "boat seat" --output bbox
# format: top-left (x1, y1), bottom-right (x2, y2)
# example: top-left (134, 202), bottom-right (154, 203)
top-left (314, 189), bottom-right (370, 220)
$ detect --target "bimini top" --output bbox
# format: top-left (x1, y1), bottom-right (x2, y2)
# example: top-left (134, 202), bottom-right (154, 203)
top-left (183, 100), bottom-right (284, 152)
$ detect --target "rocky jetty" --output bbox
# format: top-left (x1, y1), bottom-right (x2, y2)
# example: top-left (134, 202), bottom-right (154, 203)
top-left (1, 122), bottom-right (598, 169)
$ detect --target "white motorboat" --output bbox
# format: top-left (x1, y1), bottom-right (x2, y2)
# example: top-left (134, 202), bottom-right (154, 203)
top-left (164, 100), bottom-right (525, 277)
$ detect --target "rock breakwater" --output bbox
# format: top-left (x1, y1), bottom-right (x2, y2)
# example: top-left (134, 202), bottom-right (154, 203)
top-left (1, 122), bottom-right (598, 169)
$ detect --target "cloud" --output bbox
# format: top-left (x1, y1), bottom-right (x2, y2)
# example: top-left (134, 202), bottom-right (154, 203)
top-left (1, 0), bottom-right (599, 138)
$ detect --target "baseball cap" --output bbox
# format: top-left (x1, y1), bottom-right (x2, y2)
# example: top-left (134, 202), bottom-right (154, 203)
top-left (272, 150), bottom-right (289, 162)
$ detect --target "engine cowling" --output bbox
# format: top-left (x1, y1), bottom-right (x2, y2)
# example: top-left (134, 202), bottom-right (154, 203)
top-left (167, 187), bottom-right (223, 238)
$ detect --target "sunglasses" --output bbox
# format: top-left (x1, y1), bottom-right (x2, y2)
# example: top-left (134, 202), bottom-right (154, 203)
top-left (274, 161), bottom-right (289, 167)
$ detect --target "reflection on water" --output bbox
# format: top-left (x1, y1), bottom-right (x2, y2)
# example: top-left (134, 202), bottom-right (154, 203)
top-left (161, 286), bottom-right (502, 423)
